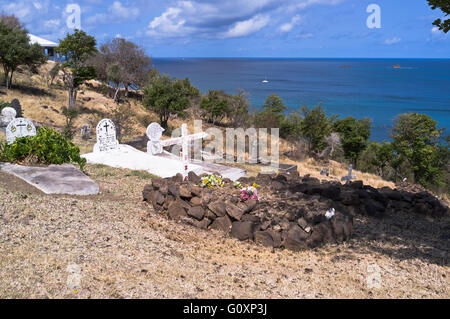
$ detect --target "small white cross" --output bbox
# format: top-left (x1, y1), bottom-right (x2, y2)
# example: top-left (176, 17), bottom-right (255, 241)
top-left (341, 164), bottom-right (357, 182)
top-left (150, 123), bottom-right (207, 179)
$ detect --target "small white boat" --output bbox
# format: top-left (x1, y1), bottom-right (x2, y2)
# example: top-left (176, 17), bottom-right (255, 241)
top-left (262, 76), bottom-right (269, 83)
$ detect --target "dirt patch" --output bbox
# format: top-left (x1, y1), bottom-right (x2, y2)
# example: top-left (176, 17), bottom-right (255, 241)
top-left (0, 164), bottom-right (448, 299)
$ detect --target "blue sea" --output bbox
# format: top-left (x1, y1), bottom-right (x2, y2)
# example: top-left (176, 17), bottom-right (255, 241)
top-left (153, 58), bottom-right (450, 142)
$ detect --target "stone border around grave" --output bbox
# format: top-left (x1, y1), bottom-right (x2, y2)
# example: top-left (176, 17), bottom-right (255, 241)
top-left (143, 171), bottom-right (449, 252)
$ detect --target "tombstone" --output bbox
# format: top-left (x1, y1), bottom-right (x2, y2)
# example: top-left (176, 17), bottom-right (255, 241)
top-left (321, 168), bottom-right (330, 177)
top-left (341, 164), bottom-right (357, 182)
top-left (93, 119), bottom-right (119, 152)
top-left (6, 118), bottom-right (37, 144)
top-left (146, 122), bottom-right (165, 155)
top-left (10, 99), bottom-right (22, 118)
top-left (80, 124), bottom-right (91, 140)
top-left (0, 107), bottom-right (17, 127)
top-left (146, 123), bottom-right (208, 178)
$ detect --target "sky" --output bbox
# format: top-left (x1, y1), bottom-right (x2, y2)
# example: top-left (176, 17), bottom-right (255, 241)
top-left (0, 0), bottom-right (449, 58)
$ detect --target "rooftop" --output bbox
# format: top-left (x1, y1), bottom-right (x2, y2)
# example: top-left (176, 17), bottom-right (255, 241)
top-left (28, 34), bottom-right (58, 48)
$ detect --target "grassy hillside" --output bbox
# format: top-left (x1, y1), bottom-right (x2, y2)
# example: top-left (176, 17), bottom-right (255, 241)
top-left (0, 61), bottom-right (403, 191)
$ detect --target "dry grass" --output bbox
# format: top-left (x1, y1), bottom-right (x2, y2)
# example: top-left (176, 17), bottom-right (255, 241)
top-left (0, 164), bottom-right (448, 299)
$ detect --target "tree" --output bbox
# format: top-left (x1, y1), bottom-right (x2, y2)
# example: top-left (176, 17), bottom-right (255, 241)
top-left (392, 113), bottom-right (444, 187)
top-left (428, 0), bottom-right (450, 33)
top-left (229, 89), bottom-right (251, 127)
top-left (143, 74), bottom-right (199, 129)
top-left (254, 94), bottom-right (287, 129)
top-left (300, 104), bottom-right (336, 154)
top-left (200, 90), bottom-right (230, 125)
top-left (358, 141), bottom-right (395, 179)
top-left (332, 117), bottom-right (372, 166)
top-left (0, 21), bottom-right (46, 89)
top-left (56, 30), bottom-right (97, 109)
top-left (0, 13), bottom-right (24, 30)
top-left (92, 37), bottom-right (152, 101)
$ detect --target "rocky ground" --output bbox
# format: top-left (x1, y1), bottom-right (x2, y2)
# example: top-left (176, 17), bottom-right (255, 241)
top-left (0, 164), bottom-right (449, 299)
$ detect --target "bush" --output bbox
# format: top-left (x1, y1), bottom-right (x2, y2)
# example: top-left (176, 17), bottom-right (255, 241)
top-left (0, 127), bottom-right (86, 169)
top-left (0, 100), bottom-right (10, 112)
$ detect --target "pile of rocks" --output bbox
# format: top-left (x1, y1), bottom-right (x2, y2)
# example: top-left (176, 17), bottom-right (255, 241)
top-left (142, 171), bottom-right (449, 251)
top-left (143, 172), bottom-right (353, 251)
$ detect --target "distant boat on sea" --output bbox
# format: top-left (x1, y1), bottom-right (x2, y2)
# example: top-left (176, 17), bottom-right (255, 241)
top-left (262, 76), bottom-right (269, 83)
top-left (393, 64), bottom-right (401, 69)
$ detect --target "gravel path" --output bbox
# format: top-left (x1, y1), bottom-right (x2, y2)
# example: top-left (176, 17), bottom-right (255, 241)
top-left (0, 165), bottom-right (448, 299)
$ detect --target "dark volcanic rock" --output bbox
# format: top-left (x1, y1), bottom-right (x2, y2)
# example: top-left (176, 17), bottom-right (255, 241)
top-left (187, 206), bottom-right (205, 221)
top-left (254, 231), bottom-right (274, 247)
top-left (208, 201), bottom-right (226, 217)
top-left (210, 215), bottom-right (232, 233)
top-left (231, 221), bottom-right (257, 241)
top-left (284, 225), bottom-right (309, 252)
top-left (168, 202), bottom-right (187, 221)
top-left (226, 203), bottom-right (245, 221)
top-left (188, 171), bottom-right (201, 184)
top-left (307, 222), bottom-right (334, 248)
top-left (190, 197), bottom-right (202, 207)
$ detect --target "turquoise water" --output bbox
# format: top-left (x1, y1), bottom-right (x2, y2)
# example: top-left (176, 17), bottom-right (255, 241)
top-left (153, 58), bottom-right (450, 142)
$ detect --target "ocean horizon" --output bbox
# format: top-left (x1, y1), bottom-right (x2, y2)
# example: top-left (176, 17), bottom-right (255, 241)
top-left (153, 58), bottom-right (450, 142)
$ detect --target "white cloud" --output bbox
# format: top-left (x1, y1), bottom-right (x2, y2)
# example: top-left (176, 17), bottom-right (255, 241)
top-left (279, 14), bottom-right (301, 32)
top-left (431, 27), bottom-right (440, 34)
top-left (384, 37), bottom-right (401, 45)
top-left (43, 19), bottom-right (61, 29)
top-left (86, 1), bottom-right (139, 26)
top-left (222, 15), bottom-right (270, 38)
top-left (146, 0), bottom-right (343, 39)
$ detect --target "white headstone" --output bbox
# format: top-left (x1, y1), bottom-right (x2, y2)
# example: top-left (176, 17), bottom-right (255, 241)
top-left (6, 118), bottom-right (36, 144)
top-left (146, 122), bottom-right (165, 155)
top-left (1, 107), bottom-right (17, 127)
top-left (94, 119), bottom-right (119, 152)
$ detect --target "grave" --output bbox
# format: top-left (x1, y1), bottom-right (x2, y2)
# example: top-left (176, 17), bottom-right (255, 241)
top-left (94, 119), bottom-right (119, 152)
top-left (145, 122), bottom-right (246, 180)
top-left (0, 107), bottom-right (16, 127)
top-left (6, 118), bottom-right (37, 144)
top-left (82, 120), bottom-right (246, 180)
top-left (0, 163), bottom-right (99, 195)
top-left (82, 120), bottom-right (204, 178)
top-left (341, 164), bottom-right (357, 182)
top-left (81, 124), bottom-right (91, 140)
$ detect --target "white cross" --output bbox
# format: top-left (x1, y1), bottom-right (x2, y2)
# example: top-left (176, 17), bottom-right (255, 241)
top-left (341, 164), bottom-right (357, 182)
top-left (159, 123), bottom-right (207, 180)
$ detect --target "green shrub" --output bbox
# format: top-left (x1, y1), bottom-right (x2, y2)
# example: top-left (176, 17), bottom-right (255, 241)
top-left (0, 100), bottom-right (11, 112)
top-left (0, 127), bottom-right (86, 170)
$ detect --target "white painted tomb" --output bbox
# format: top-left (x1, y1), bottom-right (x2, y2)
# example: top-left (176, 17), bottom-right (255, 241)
top-left (82, 120), bottom-right (246, 181)
top-left (6, 118), bottom-right (37, 144)
top-left (82, 120), bottom-right (204, 179)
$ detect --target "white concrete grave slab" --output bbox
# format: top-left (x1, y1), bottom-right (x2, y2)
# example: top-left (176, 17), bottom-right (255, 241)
top-left (83, 120), bottom-right (246, 181)
top-left (6, 118), bottom-right (37, 144)
top-left (0, 163), bottom-right (99, 195)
